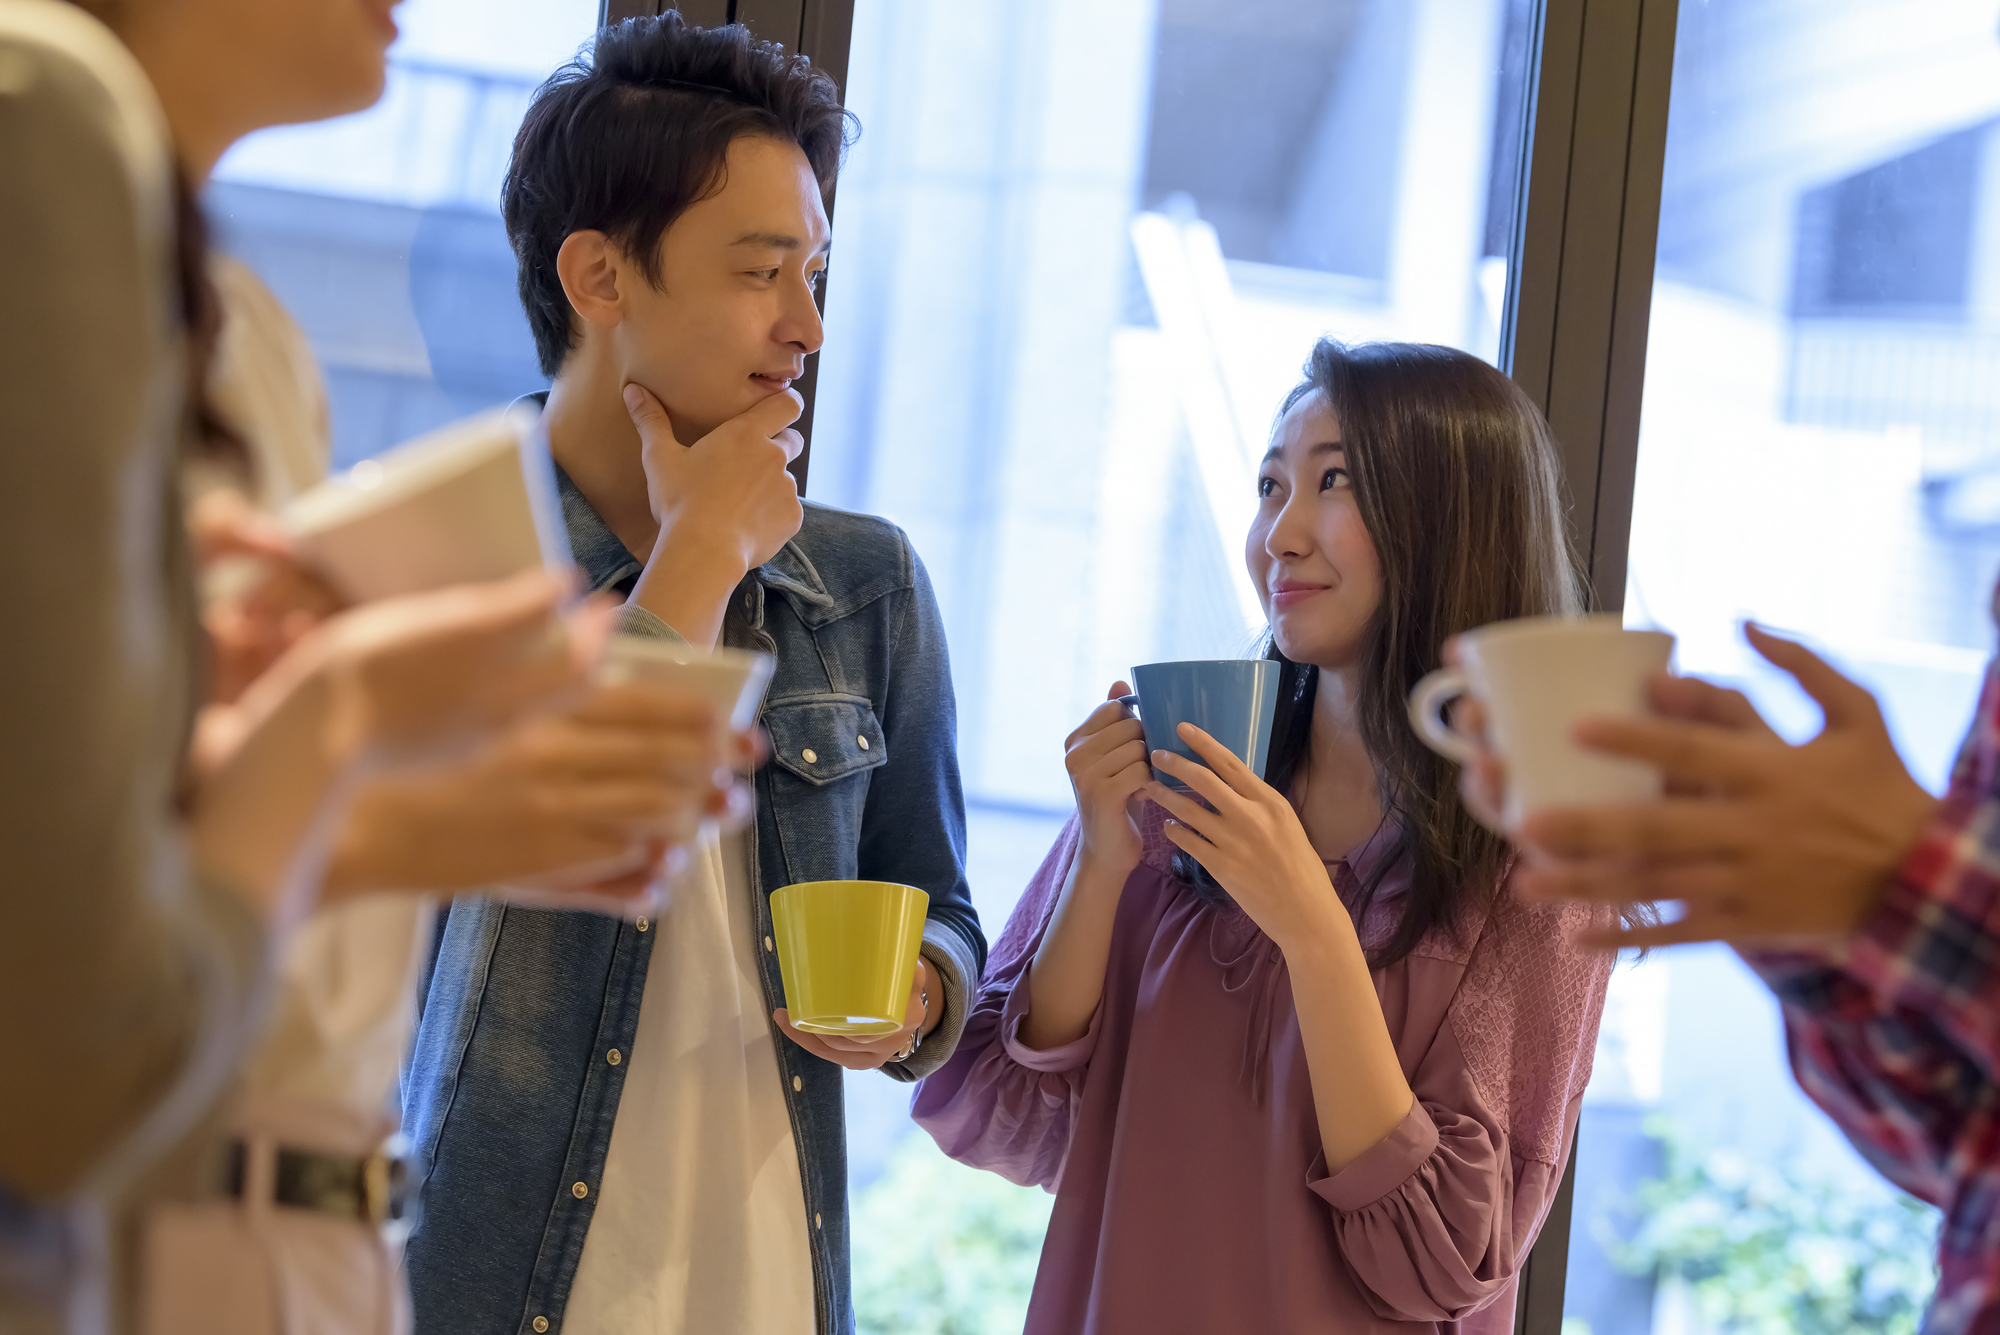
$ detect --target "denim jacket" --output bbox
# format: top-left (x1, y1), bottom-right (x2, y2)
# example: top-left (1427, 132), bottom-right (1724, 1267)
top-left (401, 467), bottom-right (986, 1335)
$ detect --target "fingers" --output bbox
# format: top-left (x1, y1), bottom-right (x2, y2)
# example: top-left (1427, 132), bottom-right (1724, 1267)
top-left (1516, 852), bottom-right (1742, 909)
top-left (621, 382), bottom-right (685, 449)
top-left (1647, 673), bottom-right (1776, 739)
top-left (1069, 720), bottom-right (1147, 776)
top-left (1581, 915), bottom-right (1725, 952)
top-left (570, 681), bottom-right (720, 733)
top-left (1107, 679), bottom-right (1134, 704)
top-left (1148, 746), bottom-right (1237, 811)
top-left (1143, 779), bottom-right (1218, 842)
top-left (773, 427), bottom-right (806, 466)
top-left (1457, 752), bottom-right (1508, 834)
top-left (736, 387), bottom-right (806, 440)
top-left (1068, 696), bottom-right (1141, 747)
top-left (1173, 723), bottom-right (1259, 789)
top-left (1745, 623), bottom-right (1882, 732)
top-left (771, 1009), bottom-right (902, 1071)
top-left (1569, 714), bottom-right (1762, 788)
top-left (1519, 798), bottom-right (1751, 862)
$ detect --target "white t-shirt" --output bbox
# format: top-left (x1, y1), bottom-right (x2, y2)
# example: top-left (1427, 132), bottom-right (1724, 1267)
top-left (563, 832), bottom-right (816, 1334)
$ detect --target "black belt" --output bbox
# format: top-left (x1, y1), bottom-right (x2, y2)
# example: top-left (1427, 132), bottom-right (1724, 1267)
top-left (224, 1140), bottom-right (413, 1227)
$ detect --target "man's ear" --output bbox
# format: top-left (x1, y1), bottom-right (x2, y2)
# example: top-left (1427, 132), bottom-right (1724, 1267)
top-left (555, 231), bottom-right (624, 331)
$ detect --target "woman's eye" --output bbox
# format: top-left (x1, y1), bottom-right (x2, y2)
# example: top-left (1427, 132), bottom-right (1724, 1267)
top-left (1257, 476), bottom-right (1278, 498)
top-left (1321, 468), bottom-right (1350, 492)
top-left (809, 269), bottom-right (827, 290)
top-left (753, 267), bottom-right (780, 282)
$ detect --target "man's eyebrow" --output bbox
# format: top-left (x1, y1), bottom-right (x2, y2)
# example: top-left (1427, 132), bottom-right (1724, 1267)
top-left (730, 231), bottom-right (833, 257)
top-left (1259, 439), bottom-right (1345, 465)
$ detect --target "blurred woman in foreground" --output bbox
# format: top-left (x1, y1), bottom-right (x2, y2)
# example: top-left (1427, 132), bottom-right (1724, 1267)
top-left (0, 2), bottom-right (728, 1332)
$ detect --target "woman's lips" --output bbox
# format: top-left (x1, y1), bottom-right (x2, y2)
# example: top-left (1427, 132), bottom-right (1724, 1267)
top-left (750, 374), bottom-right (796, 395)
top-left (1270, 584), bottom-right (1329, 609)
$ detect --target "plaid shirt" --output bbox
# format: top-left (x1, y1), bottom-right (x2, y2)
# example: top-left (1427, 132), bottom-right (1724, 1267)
top-left (1745, 663), bottom-right (2000, 1334)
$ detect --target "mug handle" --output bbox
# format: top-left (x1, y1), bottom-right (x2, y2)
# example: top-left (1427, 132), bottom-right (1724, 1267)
top-left (1406, 668), bottom-right (1479, 763)
top-left (1116, 694), bottom-right (1140, 716)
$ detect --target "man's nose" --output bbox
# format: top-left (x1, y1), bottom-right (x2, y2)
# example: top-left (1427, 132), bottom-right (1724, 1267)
top-left (781, 274), bottom-right (825, 354)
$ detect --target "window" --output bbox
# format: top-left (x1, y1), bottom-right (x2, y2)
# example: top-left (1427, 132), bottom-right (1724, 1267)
top-left (1565, 3), bottom-right (2000, 1329)
top-left (812, 2), bottom-right (1539, 1326)
top-left (208, 0), bottom-right (600, 468)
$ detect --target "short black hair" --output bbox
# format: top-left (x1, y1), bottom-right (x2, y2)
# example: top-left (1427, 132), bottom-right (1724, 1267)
top-left (503, 12), bottom-right (856, 377)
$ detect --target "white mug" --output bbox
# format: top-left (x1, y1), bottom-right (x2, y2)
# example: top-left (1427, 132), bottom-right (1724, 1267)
top-left (1407, 614), bottom-right (1675, 829)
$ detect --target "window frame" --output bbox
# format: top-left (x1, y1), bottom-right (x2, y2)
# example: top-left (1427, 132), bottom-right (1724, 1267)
top-left (593, 0), bottom-right (1682, 1327)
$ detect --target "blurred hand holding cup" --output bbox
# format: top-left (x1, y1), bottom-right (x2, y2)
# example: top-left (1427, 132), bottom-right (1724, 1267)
top-left (490, 636), bottom-right (776, 920)
top-left (1121, 659), bottom-right (1283, 788)
top-left (278, 405), bottom-right (568, 602)
top-left (768, 880), bottom-right (929, 1036)
top-left (1407, 614), bottom-right (1676, 829)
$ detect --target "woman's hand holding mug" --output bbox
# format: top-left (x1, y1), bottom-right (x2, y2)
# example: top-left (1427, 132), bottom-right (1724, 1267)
top-left (1066, 681), bottom-right (1155, 888)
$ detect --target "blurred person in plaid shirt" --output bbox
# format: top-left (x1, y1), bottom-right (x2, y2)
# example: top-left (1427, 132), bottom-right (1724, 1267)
top-left (1450, 620), bottom-right (2000, 1334)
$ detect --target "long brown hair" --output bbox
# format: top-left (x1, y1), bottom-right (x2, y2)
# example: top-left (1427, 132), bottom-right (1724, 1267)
top-left (65, 0), bottom-right (244, 469)
top-left (1176, 340), bottom-right (1582, 970)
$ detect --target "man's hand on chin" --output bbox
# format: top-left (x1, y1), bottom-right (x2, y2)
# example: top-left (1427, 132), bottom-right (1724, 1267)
top-left (622, 383), bottom-right (806, 648)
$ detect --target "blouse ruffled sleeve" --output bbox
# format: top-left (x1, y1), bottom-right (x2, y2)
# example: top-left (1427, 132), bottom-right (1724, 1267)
top-left (911, 816), bottom-right (1095, 1190)
top-left (1305, 891), bottom-right (1615, 1323)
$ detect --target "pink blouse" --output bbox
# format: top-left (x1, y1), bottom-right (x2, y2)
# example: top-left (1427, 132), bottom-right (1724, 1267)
top-left (911, 803), bottom-right (1614, 1332)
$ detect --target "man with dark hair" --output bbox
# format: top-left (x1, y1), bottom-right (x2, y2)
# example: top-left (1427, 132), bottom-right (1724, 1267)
top-left (399, 15), bottom-right (986, 1334)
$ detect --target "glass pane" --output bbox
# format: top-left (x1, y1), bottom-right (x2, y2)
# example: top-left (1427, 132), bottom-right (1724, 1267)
top-left (1568, 3), bottom-right (2000, 1328)
top-left (207, 0), bottom-right (599, 471)
top-left (815, 1), bottom-right (1536, 1326)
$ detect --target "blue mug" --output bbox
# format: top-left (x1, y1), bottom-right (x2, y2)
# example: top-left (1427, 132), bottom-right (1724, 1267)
top-left (1122, 659), bottom-right (1283, 789)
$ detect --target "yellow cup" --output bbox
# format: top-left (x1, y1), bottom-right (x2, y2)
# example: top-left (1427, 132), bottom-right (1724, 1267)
top-left (769, 880), bottom-right (930, 1036)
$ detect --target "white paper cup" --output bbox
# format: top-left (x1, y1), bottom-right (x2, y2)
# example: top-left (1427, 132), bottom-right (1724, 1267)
top-left (280, 406), bottom-right (559, 601)
top-left (1407, 614), bottom-right (1676, 828)
top-left (489, 637), bottom-right (775, 921)
top-left (595, 636), bottom-right (775, 732)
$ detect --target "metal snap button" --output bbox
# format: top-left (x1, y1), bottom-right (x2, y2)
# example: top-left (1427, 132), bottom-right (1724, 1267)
top-left (857, 735), bottom-right (870, 750)
top-left (802, 748), bottom-right (818, 764)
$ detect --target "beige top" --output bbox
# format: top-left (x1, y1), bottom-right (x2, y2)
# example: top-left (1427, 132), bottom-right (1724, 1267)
top-left (0, 1), bottom-right (263, 1329)
top-left (201, 255), bottom-right (330, 508)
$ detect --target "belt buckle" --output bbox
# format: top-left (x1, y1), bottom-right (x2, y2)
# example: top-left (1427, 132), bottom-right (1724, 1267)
top-left (361, 1139), bottom-right (413, 1234)
top-left (362, 1151), bottom-right (392, 1227)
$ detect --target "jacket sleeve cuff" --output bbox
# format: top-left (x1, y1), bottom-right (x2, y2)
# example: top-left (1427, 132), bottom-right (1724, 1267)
top-left (997, 969), bottom-right (1098, 1074)
top-left (1306, 1097), bottom-right (1439, 1213)
top-left (883, 920), bottom-right (981, 1082)
top-left (612, 604), bottom-right (689, 644)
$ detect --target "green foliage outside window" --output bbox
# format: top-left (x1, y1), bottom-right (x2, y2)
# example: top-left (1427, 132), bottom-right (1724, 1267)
top-left (1612, 1117), bottom-right (1940, 1335)
top-left (852, 1131), bottom-right (1056, 1335)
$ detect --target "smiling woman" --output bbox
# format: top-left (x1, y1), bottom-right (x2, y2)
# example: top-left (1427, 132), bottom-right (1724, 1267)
top-left (913, 337), bottom-right (1608, 1333)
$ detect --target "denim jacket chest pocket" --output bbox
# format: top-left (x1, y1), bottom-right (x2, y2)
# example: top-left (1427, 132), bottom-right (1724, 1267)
top-left (762, 694), bottom-right (889, 882)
